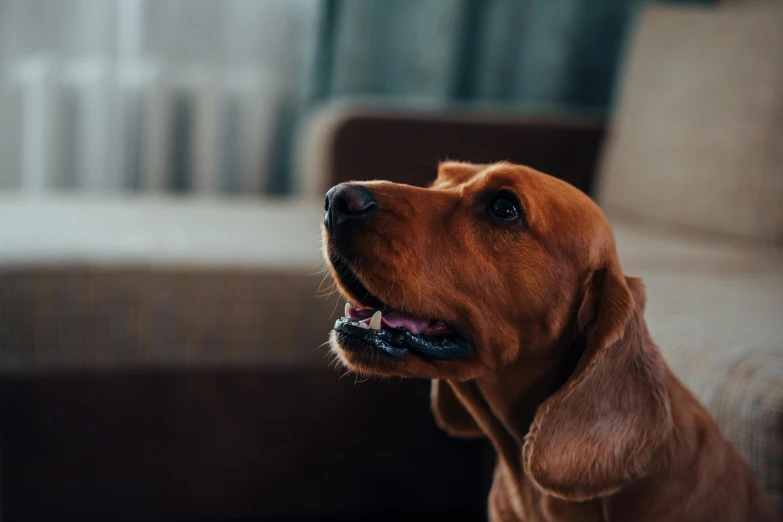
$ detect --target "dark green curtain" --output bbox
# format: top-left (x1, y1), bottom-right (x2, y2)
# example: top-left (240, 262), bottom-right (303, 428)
top-left (275, 0), bottom-right (713, 194)
top-left (311, 0), bottom-right (711, 106)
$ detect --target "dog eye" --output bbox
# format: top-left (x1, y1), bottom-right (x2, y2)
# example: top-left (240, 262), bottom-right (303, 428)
top-left (489, 196), bottom-right (519, 221)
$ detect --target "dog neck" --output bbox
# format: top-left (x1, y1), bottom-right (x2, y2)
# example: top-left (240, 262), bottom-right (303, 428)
top-left (450, 333), bottom-right (584, 476)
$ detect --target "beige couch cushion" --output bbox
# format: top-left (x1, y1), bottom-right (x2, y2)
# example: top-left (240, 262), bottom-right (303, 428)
top-left (597, 3), bottom-right (783, 243)
top-left (612, 215), bottom-right (783, 506)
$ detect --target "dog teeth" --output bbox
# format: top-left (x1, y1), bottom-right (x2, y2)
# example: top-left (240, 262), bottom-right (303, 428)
top-left (358, 322), bottom-right (370, 329)
top-left (345, 302), bottom-right (351, 317)
top-left (369, 311), bottom-right (382, 330)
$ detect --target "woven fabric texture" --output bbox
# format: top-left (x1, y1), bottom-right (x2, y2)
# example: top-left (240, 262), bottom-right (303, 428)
top-left (597, 3), bottom-right (783, 243)
top-left (613, 217), bottom-right (783, 508)
top-left (0, 267), bottom-right (340, 372)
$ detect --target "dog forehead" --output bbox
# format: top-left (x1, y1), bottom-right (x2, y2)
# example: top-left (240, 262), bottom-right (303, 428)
top-left (435, 161), bottom-right (487, 186)
top-left (438, 162), bottom-right (555, 195)
top-left (438, 163), bottom-right (616, 266)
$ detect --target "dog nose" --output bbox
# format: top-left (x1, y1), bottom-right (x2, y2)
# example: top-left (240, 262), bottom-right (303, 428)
top-left (324, 184), bottom-right (377, 231)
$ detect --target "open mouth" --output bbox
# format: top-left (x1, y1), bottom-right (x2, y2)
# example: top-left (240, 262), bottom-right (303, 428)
top-left (329, 254), bottom-right (472, 361)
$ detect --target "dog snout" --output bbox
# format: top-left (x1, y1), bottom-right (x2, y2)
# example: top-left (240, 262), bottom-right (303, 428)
top-left (324, 183), bottom-right (377, 233)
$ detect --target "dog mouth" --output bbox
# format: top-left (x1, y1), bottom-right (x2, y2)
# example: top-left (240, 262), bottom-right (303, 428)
top-left (329, 254), bottom-right (472, 361)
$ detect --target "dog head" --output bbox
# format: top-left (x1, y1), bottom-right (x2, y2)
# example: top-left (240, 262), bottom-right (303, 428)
top-left (323, 161), bottom-right (620, 379)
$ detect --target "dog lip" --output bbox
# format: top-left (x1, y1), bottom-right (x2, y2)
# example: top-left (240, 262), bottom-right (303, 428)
top-left (334, 317), bottom-right (472, 361)
top-left (334, 320), bottom-right (410, 359)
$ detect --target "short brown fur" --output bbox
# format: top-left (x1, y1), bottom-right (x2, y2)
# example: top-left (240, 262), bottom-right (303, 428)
top-left (323, 162), bottom-right (781, 522)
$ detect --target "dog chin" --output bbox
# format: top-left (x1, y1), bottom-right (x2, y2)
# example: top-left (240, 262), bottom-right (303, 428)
top-left (329, 331), bottom-right (483, 380)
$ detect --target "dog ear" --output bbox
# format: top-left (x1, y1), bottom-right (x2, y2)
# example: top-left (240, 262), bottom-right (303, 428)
top-left (431, 379), bottom-right (484, 438)
top-left (523, 267), bottom-right (672, 501)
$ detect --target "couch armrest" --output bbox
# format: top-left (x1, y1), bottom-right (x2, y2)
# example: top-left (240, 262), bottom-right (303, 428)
top-left (665, 343), bottom-right (783, 509)
top-left (0, 197), bottom-right (327, 373)
top-left (300, 102), bottom-right (606, 198)
top-left (612, 217), bottom-right (783, 508)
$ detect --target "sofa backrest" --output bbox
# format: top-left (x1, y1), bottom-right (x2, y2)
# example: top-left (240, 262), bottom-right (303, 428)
top-left (596, 3), bottom-right (783, 244)
top-left (300, 105), bottom-right (605, 197)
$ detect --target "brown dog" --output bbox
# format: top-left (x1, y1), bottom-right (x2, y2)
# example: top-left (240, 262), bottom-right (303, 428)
top-left (322, 162), bottom-right (781, 522)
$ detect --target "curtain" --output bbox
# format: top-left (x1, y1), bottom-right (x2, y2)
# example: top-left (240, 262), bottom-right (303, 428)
top-left (311, 0), bottom-right (714, 107)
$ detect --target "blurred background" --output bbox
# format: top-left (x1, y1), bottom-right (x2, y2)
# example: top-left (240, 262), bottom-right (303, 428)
top-left (0, 0), bottom-right (781, 521)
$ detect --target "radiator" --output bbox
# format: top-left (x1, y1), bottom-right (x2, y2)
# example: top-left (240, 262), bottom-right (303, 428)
top-left (6, 57), bottom-right (282, 195)
top-left (0, 0), bottom-right (317, 196)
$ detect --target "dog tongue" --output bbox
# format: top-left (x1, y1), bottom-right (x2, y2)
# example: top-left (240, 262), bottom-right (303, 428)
top-left (347, 306), bottom-right (451, 336)
top-left (380, 311), bottom-right (430, 335)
